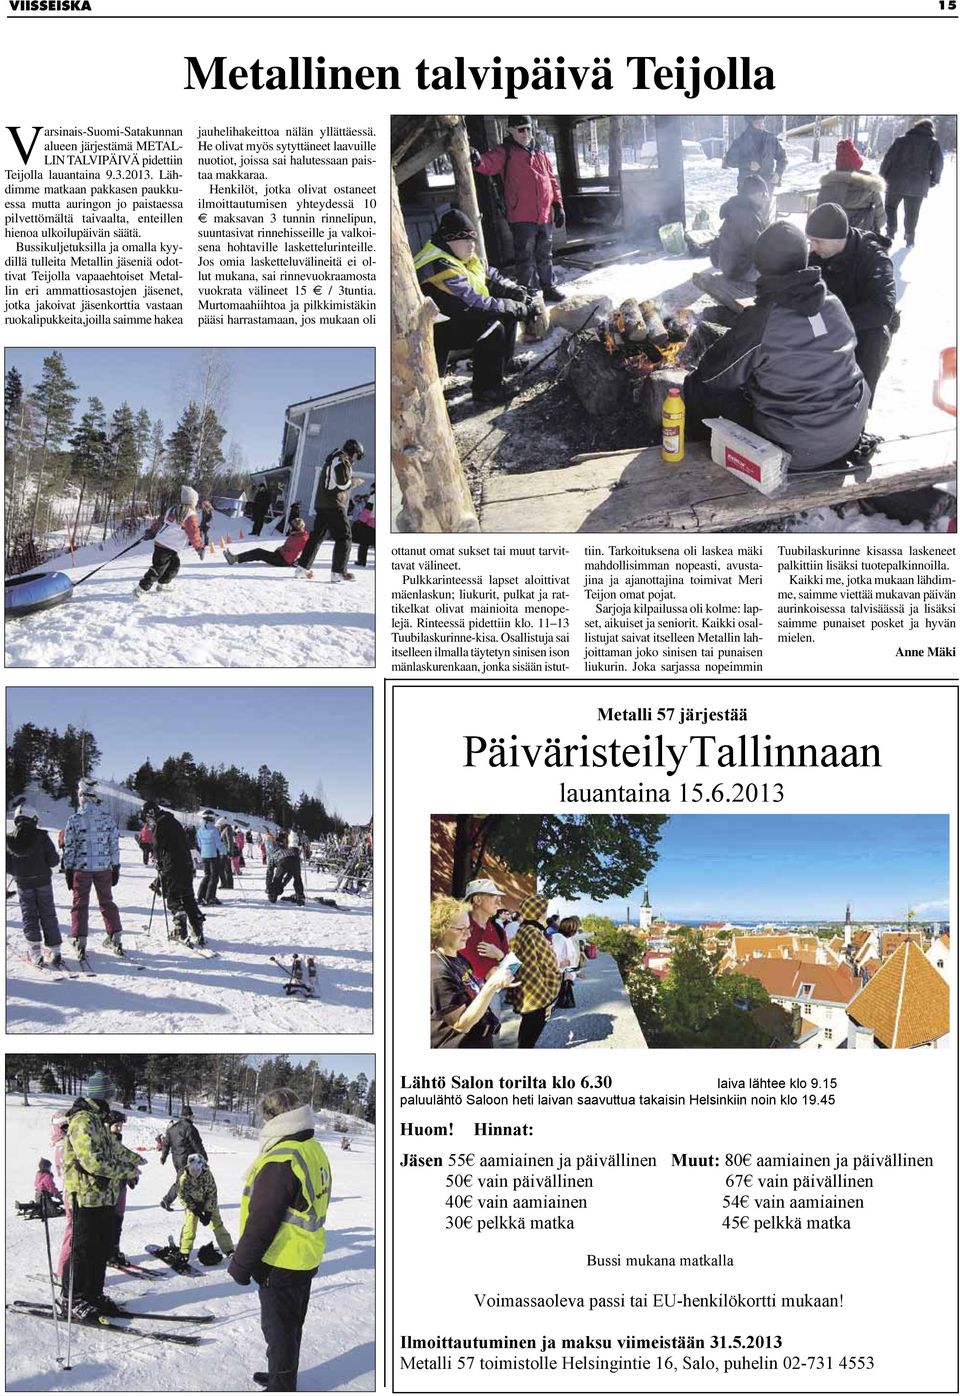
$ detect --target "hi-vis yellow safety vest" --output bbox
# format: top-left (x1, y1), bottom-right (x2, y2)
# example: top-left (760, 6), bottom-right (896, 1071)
top-left (239, 1137), bottom-right (331, 1271)
top-left (413, 240), bottom-right (490, 300)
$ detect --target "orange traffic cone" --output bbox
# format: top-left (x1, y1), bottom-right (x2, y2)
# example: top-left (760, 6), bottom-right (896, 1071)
top-left (239, 530), bottom-right (245, 539)
top-left (225, 533), bottom-right (233, 544)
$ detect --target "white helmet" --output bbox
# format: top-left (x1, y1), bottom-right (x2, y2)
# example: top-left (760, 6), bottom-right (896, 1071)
top-left (77, 777), bottom-right (100, 804)
top-left (13, 802), bottom-right (39, 823)
top-left (181, 485), bottom-right (199, 507)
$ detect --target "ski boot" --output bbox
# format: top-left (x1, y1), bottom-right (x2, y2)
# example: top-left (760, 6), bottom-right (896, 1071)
top-left (105, 934), bottom-right (125, 957)
top-left (23, 946), bottom-right (44, 969)
top-left (223, 548), bottom-right (237, 564)
top-left (170, 911), bottom-right (190, 943)
top-left (169, 1250), bottom-right (192, 1274)
top-left (106, 1249), bottom-right (127, 1267)
top-left (96, 1294), bottom-right (126, 1317)
top-left (45, 948), bottom-right (65, 971)
top-left (60, 1297), bottom-right (100, 1324)
top-left (73, 936), bottom-right (88, 962)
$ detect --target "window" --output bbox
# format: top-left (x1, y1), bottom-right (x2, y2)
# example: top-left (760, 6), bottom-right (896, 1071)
top-left (799, 983), bottom-right (814, 999)
top-left (824, 1028), bottom-right (834, 1041)
top-left (803, 1004), bottom-right (813, 1017)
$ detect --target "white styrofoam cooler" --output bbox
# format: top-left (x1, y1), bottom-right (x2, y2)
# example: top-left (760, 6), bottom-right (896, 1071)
top-left (703, 416), bottom-right (791, 496)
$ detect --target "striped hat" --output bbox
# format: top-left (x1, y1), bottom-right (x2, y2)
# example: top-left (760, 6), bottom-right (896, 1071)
top-left (85, 1070), bottom-right (114, 1100)
top-left (518, 892), bottom-right (549, 926)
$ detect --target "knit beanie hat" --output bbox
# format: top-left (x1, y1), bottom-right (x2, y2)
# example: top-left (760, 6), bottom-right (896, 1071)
top-left (834, 139), bottom-right (863, 172)
top-left (85, 1070), bottom-right (113, 1101)
top-left (518, 892), bottom-right (549, 925)
top-left (437, 208), bottom-right (477, 242)
top-left (38, 1157), bottom-right (52, 1171)
top-left (508, 115), bottom-right (533, 129)
top-left (805, 203), bottom-right (850, 240)
top-left (739, 174), bottom-right (769, 198)
top-left (180, 485), bottom-right (199, 507)
top-left (754, 220), bottom-right (809, 275)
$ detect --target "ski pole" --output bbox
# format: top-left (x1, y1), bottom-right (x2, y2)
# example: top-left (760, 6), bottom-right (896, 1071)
top-left (40, 1194), bottom-right (64, 1366)
top-left (64, 1196), bottom-right (76, 1370)
top-left (142, 883), bottom-right (158, 933)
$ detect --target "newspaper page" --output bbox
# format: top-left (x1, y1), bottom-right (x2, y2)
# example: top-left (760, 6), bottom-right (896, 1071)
top-left (2, 0), bottom-right (958, 1394)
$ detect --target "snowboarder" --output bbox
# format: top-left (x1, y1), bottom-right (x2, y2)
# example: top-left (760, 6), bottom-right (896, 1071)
top-left (63, 779), bottom-right (125, 960)
top-left (722, 115), bottom-right (787, 192)
top-left (805, 202), bottom-right (899, 401)
top-left (159, 1105), bottom-right (209, 1210)
top-left (196, 810), bottom-right (226, 906)
top-left (228, 1088), bottom-right (332, 1393)
top-left (880, 117), bottom-right (943, 247)
top-left (61, 1071), bottom-right (145, 1322)
top-left (682, 221), bottom-right (870, 471)
top-left (414, 208), bottom-right (530, 408)
top-left (172, 1154), bottom-right (234, 1268)
top-left (142, 801), bottom-right (207, 947)
top-left (224, 516), bottom-right (310, 570)
top-left (294, 438), bottom-right (366, 583)
top-left (134, 485), bottom-right (206, 597)
top-left (250, 482), bottom-right (271, 536)
top-left (6, 801), bottom-right (64, 970)
top-left (35, 1157), bottom-right (62, 1208)
top-left (472, 115), bottom-right (566, 301)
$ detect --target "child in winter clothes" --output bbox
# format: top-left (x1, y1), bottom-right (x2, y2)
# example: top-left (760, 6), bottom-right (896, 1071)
top-left (176, 1154), bottom-right (234, 1265)
top-left (349, 483), bottom-right (375, 567)
top-left (35, 1157), bottom-right (62, 1207)
top-left (199, 499), bottom-right (214, 548)
top-left (135, 485), bottom-right (205, 595)
top-left (223, 516), bottom-right (309, 569)
top-left (6, 803), bottom-right (64, 969)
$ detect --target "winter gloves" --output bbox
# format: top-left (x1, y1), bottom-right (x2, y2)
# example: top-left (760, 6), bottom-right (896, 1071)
top-left (470, 146), bottom-right (481, 168)
top-left (112, 865), bottom-right (120, 886)
top-left (64, 869), bottom-right (74, 891)
top-left (552, 203), bottom-right (566, 229)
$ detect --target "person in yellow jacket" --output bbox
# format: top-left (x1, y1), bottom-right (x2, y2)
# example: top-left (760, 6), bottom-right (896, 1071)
top-left (174, 1154), bottom-right (235, 1267)
top-left (414, 207), bottom-right (530, 407)
top-left (229, 1088), bottom-right (332, 1392)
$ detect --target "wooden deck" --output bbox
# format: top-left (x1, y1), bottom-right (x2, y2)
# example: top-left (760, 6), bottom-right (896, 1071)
top-left (479, 432), bottom-right (955, 533)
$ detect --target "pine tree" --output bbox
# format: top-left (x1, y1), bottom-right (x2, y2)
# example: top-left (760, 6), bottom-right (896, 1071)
top-left (166, 402), bottom-right (201, 477)
top-left (107, 402), bottom-right (139, 533)
top-left (28, 350), bottom-right (78, 535)
top-left (68, 397), bottom-right (110, 544)
top-left (4, 365), bottom-right (23, 436)
top-left (364, 1078), bottom-right (376, 1124)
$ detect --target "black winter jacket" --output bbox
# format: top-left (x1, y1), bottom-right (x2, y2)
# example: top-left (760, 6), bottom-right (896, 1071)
top-left (688, 266), bottom-right (869, 468)
top-left (723, 126), bottom-right (786, 184)
top-left (6, 826), bottom-right (60, 888)
top-left (153, 811), bottom-right (195, 892)
top-left (712, 193), bottom-right (764, 280)
top-left (160, 1117), bottom-right (208, 1170)
top-left (228, 1127), bottom-right (318, 1287)
top-left (810, 229), bottom-right (898, 335)
top-left (880, 123), bottom-right (944, 199)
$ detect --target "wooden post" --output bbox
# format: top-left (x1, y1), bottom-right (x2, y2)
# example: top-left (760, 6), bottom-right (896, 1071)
top-left (390, 169), bottom-right (479, 534)
top-left (654, 115), bottom-right (686, 225)
top-left (440, 116), bottom-right (486, 264)
top-left (608, 115), bottom-right (622, 191)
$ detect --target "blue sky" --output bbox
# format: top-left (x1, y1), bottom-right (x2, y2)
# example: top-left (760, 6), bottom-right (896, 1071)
top-left (6, 347), bottom-right (374, 472)
top-left (7, 687), bottom-right (371, 825)
top-left (566, 815), bottom-right (950, 923)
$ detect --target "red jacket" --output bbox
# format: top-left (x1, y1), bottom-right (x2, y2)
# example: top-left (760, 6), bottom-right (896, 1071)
top-left (279, 531), bottom-right (308, 564)
top-left (475, 138), bottom-right (562, 226)
top-left (460, 915), bottom-right (510, 981)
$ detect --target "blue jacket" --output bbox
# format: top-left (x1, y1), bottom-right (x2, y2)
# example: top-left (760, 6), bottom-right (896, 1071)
top-left (196, 823), bottom-right (227, 859)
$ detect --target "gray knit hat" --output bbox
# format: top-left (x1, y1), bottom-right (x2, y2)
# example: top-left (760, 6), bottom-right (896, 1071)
top-left (754, 221), bottom-right (809, 275)
top-left (805, 203), bottom-right (850, 240)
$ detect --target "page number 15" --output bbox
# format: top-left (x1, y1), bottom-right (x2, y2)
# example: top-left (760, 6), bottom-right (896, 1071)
top-left (939, 1), bottom-right (956, 10)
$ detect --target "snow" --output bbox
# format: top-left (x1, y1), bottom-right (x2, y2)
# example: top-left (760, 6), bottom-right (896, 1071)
top-left (4, 1092), bottom-right (374, 1391)
top-left (4, 509), bottom-right (375, 669)
top-left (6, 798), bottom-right (372, 1034)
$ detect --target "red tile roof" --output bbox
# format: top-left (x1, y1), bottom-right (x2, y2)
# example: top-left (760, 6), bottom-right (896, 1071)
top-left (847, 942), bottom-right (950, 1048)
top-left (731, 957), bottom-right (859, 1006)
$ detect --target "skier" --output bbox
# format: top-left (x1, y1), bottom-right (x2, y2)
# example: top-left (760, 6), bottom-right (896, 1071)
top-left (134, 485), bottom-right (206, 597)
top-left (171, 1154), bottom-right (235, 1269)
top-left (106, 1110), bottom-right (133, 1268)
top-left (51, 1110), bottom-right (73, 1279)
top-left (61, 1071), bottom-right (145, 1322)
top-left (722, 115), bottom-right (787, 192)
top-left (224, 516), bottom-right (310, 570)
top-left (63, 778), bottom-right (125, 960)
top-left (6, 801), bottom-right (64, 970)
top-left (142, 800), bottom-right (207, 947)
top-left (216, 817), bottom-right (235, 890)
top-left (137, 817), bottom-right (155, 866)
top-left (196, 810), bottom-right (226, 906)
top-left (880, 117), bottom-right (944, 247)
top-left (294, 438), bottom-right (366, 583)
top-left (233, 828), bottom-right (245, 877)
top-left (228, 1088), bottom-right (332, 1393)
top-left (159, 1105), bottom-right (209, 1210)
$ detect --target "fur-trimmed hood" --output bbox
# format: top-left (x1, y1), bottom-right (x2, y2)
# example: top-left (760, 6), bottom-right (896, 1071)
top-left (257, 1105), bottom-right (315, 1153)
top-left (820, 168), bottom-right (883, 192)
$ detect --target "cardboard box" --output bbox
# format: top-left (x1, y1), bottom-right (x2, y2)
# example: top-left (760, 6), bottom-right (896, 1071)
top-left (703, 417), bottom-right (790, 496)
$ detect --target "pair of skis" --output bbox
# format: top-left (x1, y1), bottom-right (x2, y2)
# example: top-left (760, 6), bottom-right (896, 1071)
top-left (269, 953), bottom-right (318, 997)
top-left (8, 1301), bottom-right (207, 1347)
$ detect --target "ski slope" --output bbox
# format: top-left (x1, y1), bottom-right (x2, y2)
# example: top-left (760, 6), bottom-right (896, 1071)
top-left (4, 509), bottom-right (375, 669)
top-left (6, 830), bottom-right (373, 1035)
top-left (4, 1093), bottom-right (375, 1391)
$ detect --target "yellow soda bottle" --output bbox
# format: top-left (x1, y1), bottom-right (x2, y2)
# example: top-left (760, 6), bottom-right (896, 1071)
top-left (662, 385), bottom-right (685, 463)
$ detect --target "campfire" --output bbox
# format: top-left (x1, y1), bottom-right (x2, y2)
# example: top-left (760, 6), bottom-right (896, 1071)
top-left (562, 294), bottom-right (728, 431)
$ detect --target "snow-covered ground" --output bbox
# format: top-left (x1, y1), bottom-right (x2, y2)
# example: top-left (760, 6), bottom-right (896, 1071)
top-left (4, 508), bottom-right (375, 669)
top-left (6, 810), bottom-right (372, 1034)
top-left (4, 1092), bottom-right (375, 1391)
